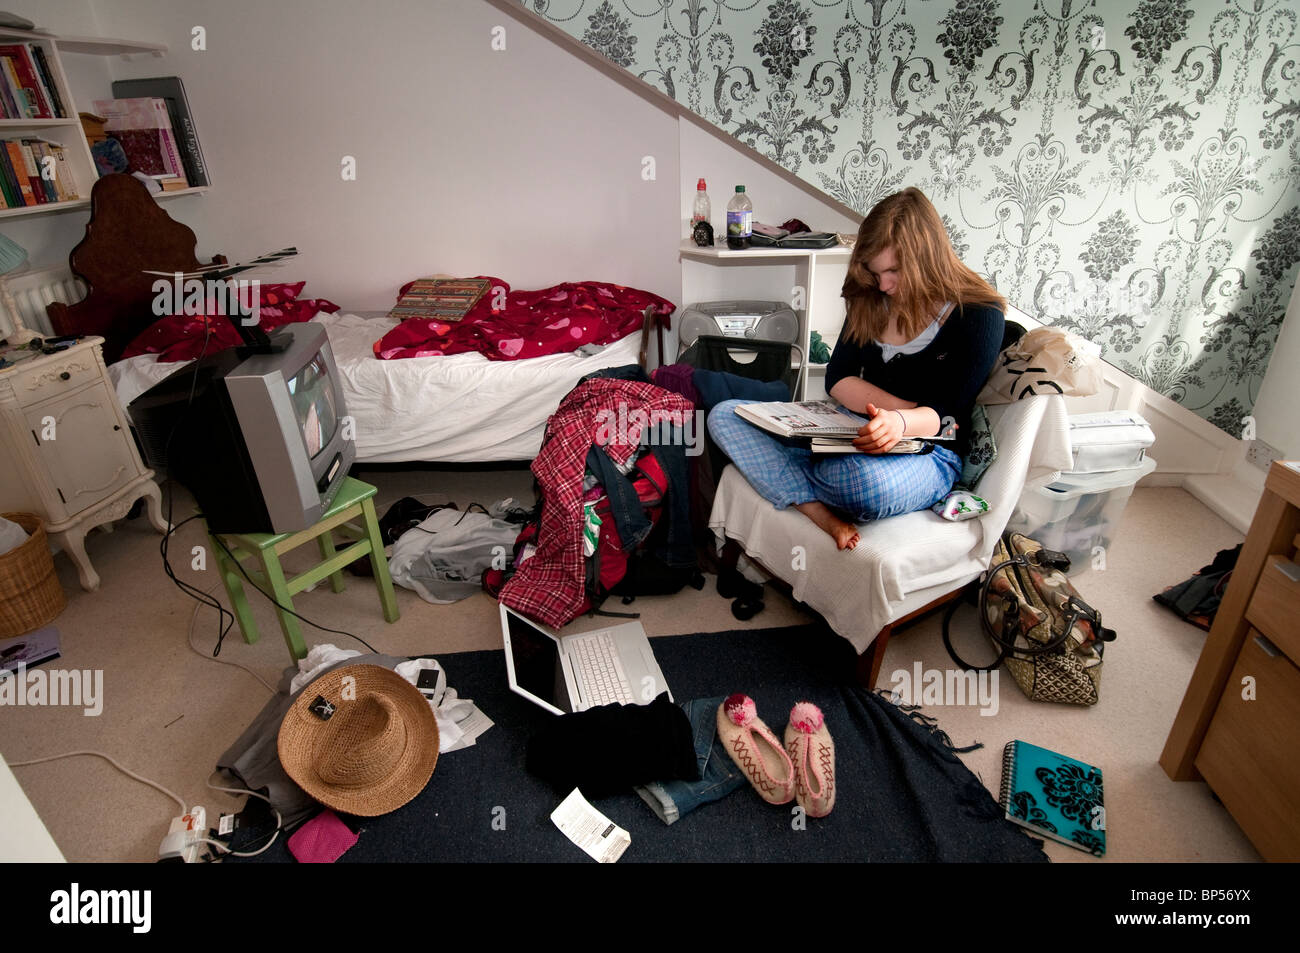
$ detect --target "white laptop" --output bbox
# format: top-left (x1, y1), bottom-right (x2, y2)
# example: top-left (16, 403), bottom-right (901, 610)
top-left (499, 602), bottom-right (672, 715)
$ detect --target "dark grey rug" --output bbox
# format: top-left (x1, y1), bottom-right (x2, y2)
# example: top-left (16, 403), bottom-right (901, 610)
top-left (234, 622), bottom-right (1047, 863)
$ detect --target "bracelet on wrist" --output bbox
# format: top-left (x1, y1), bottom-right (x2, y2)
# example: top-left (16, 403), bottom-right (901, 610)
top-left (895, 410), bottom-right (907, 436)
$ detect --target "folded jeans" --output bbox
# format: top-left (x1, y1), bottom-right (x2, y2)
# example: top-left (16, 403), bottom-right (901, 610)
top-left (634, 696), bottom-right (748, 825)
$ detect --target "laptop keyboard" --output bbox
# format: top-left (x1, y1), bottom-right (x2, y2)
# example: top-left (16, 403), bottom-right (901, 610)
top-left (568, 632), bottom-right (635, 707)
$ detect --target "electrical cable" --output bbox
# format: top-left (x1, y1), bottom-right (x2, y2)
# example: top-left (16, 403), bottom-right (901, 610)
top-left (8, 750), bottom-right (188, 814)
top-left (154, 323), bottom-right (242, 657)
top-left (162, 510), bottom-right (237, 653)
top-left (207, 532), bottom-right (378, 654)
top-left (186, 579), bottom-right (278, 693)
top-left (196, 835), bottom-right (282, 860)
top-left (203, 777), bottom-right (283, 859)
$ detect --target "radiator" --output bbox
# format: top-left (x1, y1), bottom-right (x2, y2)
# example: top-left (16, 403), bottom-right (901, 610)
top-left (0, 263), bottom-right (85, 340)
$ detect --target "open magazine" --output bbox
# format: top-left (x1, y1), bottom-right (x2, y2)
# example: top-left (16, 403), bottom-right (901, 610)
top-left (734, 400), bottom-right (953, 455)
top-left (734, 400), bottom-right (863, 437)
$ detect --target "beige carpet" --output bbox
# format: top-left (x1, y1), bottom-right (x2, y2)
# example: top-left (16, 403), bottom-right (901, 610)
top-left (0, 469), bottom-right (1258, 863)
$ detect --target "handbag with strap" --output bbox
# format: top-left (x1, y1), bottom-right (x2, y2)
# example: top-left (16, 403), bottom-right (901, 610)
top-left (942, 532), bottom-right (1117, 705)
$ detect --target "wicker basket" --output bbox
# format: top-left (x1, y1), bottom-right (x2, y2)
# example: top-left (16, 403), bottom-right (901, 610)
top-left (0, 512), bottom-right (66, 638)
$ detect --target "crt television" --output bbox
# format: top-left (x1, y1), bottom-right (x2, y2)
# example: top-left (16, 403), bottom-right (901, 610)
top-left (129, 321), bottom-right (355, 534)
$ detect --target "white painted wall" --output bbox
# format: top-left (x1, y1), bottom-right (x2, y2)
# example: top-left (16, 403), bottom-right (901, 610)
top-left (6, 0), bottom-right (682, 313)
top-left (1249, 279), bottom-right (1300, 460)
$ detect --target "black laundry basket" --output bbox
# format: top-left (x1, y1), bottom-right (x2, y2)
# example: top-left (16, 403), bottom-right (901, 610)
top-left (679, 335), bottom-right (801, 399)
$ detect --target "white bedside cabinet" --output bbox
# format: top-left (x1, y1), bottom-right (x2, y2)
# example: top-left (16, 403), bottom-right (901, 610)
top-left (0, 336), bottom-right (167, 591)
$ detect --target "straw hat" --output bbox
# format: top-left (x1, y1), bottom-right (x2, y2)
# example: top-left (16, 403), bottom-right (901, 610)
top-left (278, 664), bottom-right (439, 817)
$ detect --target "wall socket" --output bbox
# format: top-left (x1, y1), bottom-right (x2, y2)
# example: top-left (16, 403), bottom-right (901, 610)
top-left (1246, 438), bottom-right (1285, 472)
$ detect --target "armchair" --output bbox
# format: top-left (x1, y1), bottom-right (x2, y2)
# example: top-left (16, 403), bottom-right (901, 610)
top-left (708, 395), bottom-right (1072, 686)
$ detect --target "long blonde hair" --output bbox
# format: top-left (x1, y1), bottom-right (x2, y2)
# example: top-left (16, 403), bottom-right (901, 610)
top-left (841, 188), bottom-right (1005, 344)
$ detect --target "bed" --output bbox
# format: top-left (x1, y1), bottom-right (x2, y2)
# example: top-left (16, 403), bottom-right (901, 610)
top-left (43, 174), bottom-right (665, 464)
top-left (108, 310), bottom-right (644, 463)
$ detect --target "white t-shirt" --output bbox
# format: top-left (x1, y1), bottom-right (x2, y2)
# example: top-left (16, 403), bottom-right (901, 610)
top-left (875, 302), bottom-right (953, 361)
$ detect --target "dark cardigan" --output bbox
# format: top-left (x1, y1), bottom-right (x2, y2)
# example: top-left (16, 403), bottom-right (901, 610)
top-left (824, 302), bottom-right (1005, 457)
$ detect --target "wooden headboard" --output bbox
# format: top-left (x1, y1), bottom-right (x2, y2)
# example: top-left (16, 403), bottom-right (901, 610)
top-left (46, 173), bottom-right (225, 363)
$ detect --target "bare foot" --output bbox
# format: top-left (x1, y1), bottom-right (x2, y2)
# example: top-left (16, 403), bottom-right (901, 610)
top-left (795, 501), bottom-right (861, 551)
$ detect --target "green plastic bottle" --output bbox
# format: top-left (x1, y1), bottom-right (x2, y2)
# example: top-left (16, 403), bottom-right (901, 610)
top-left (726, 185), bottom-right (752, 250)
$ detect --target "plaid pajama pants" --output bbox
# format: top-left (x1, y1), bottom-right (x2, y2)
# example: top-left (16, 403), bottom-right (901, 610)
top-left (708, 399), bottom-right (961, 522)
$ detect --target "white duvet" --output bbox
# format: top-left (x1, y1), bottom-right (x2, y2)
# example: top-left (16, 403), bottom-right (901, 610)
top-left (107, 311), bottom-right (642, 463)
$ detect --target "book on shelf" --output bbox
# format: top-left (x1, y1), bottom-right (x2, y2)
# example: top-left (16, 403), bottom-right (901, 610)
top-left (999, 740), bottom-right (1106, 857)
top-left (111, 77), bottom-right (208, 187)
top-left (0, 140), bottom-right (16, 207)
top-left (26, 139), bottom-right (58, 202)
top-left (93, 97), bottom-right (189, 184)
top-left (27, 45), bottom-right (65, 117)
top-left (1, 139), bottom-right (35, 205)
top-left (49, 141), bottom-right (76, 199)
top-left (0, 64), bottom-right (16, 119)
top-left (387, 277), bottom-right (492, 321)
top-left (0, 136), bottom-right (78, 207)
top-left (0, 43), bottom-right (56, 119)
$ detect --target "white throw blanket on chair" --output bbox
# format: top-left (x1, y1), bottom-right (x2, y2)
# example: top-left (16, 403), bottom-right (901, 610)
top-left (708, 395), bottom-right (1073, 653)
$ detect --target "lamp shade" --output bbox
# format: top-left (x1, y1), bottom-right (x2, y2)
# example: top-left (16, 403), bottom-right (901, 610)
top-left (0, 234), bottom-right (26, 275)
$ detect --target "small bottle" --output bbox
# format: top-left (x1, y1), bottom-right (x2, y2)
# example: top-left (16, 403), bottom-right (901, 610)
top-left (691, 178), bottom-right (711, 227)
top-left (727, 185), bottom-right (752, 250)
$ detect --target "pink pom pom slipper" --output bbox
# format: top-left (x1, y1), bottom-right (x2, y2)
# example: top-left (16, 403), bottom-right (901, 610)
top-left (717, 694), bottom-right (795, 805)
top-left (784, 701), bottom-right (836, 818)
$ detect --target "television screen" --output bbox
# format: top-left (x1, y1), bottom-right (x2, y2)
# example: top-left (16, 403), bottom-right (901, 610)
top-left (288, 353), bottom-right (338, 459)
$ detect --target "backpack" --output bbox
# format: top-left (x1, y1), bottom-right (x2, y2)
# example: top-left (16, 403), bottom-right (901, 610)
top-left (484, 448), bottom-right (702, 616)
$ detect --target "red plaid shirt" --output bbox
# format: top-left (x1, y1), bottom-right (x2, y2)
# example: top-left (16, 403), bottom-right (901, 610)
top-left (500, 378), bottom-right (693, 627)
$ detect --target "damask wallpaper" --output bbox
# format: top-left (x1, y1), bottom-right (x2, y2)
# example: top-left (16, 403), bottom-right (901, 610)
top-left (520, 0), bottom-right (1300, 434)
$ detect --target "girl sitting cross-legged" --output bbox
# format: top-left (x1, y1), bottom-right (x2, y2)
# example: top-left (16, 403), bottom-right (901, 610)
top-left (708, 187), bottom-right (1006, 550)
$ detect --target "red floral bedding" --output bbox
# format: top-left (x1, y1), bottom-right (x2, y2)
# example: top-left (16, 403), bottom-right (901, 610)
top-left (373, 277), bottom-right (673, 361)
top-left (120, 282), bottom-right (339, 362)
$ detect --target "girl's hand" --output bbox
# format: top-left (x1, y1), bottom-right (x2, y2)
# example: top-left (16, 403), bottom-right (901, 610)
top-left (853, 402), bottom-right (903, 454)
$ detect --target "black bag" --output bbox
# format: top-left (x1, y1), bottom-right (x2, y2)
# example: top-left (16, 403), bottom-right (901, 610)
top-left (376, 497), bottom-right (459, 546)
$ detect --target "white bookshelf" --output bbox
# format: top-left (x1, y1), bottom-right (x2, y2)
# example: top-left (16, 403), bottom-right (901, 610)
top-left (54, 35), bottom-right (167, 58)
top-left (0, 28), bottom-right (203, 219)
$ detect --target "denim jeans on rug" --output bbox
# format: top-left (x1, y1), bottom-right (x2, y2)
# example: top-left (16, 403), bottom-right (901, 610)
top-left (634, 696), bottom-right (747, 825)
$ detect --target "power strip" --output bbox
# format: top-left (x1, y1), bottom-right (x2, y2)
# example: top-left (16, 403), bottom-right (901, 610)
top-left (157, 806), bottom-right (207, 863)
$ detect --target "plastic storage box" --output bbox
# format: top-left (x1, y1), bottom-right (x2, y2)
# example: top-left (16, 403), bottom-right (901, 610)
top-left (1066, 411), bottom-right (1155, 473)
top-left (1008, 456), bottom-right (1157, 573)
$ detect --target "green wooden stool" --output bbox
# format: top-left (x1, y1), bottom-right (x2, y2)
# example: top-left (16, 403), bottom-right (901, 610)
top-left (208, 476), bottom-right (399, 660)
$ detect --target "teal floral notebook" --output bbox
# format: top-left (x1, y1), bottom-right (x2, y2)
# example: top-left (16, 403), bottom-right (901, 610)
top-left (1000, 740), bottom-right (1105, 857)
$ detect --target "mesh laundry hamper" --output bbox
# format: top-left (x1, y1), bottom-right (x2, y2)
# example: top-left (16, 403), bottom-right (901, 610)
top-left (0, 513), bottom-right (66, 637)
